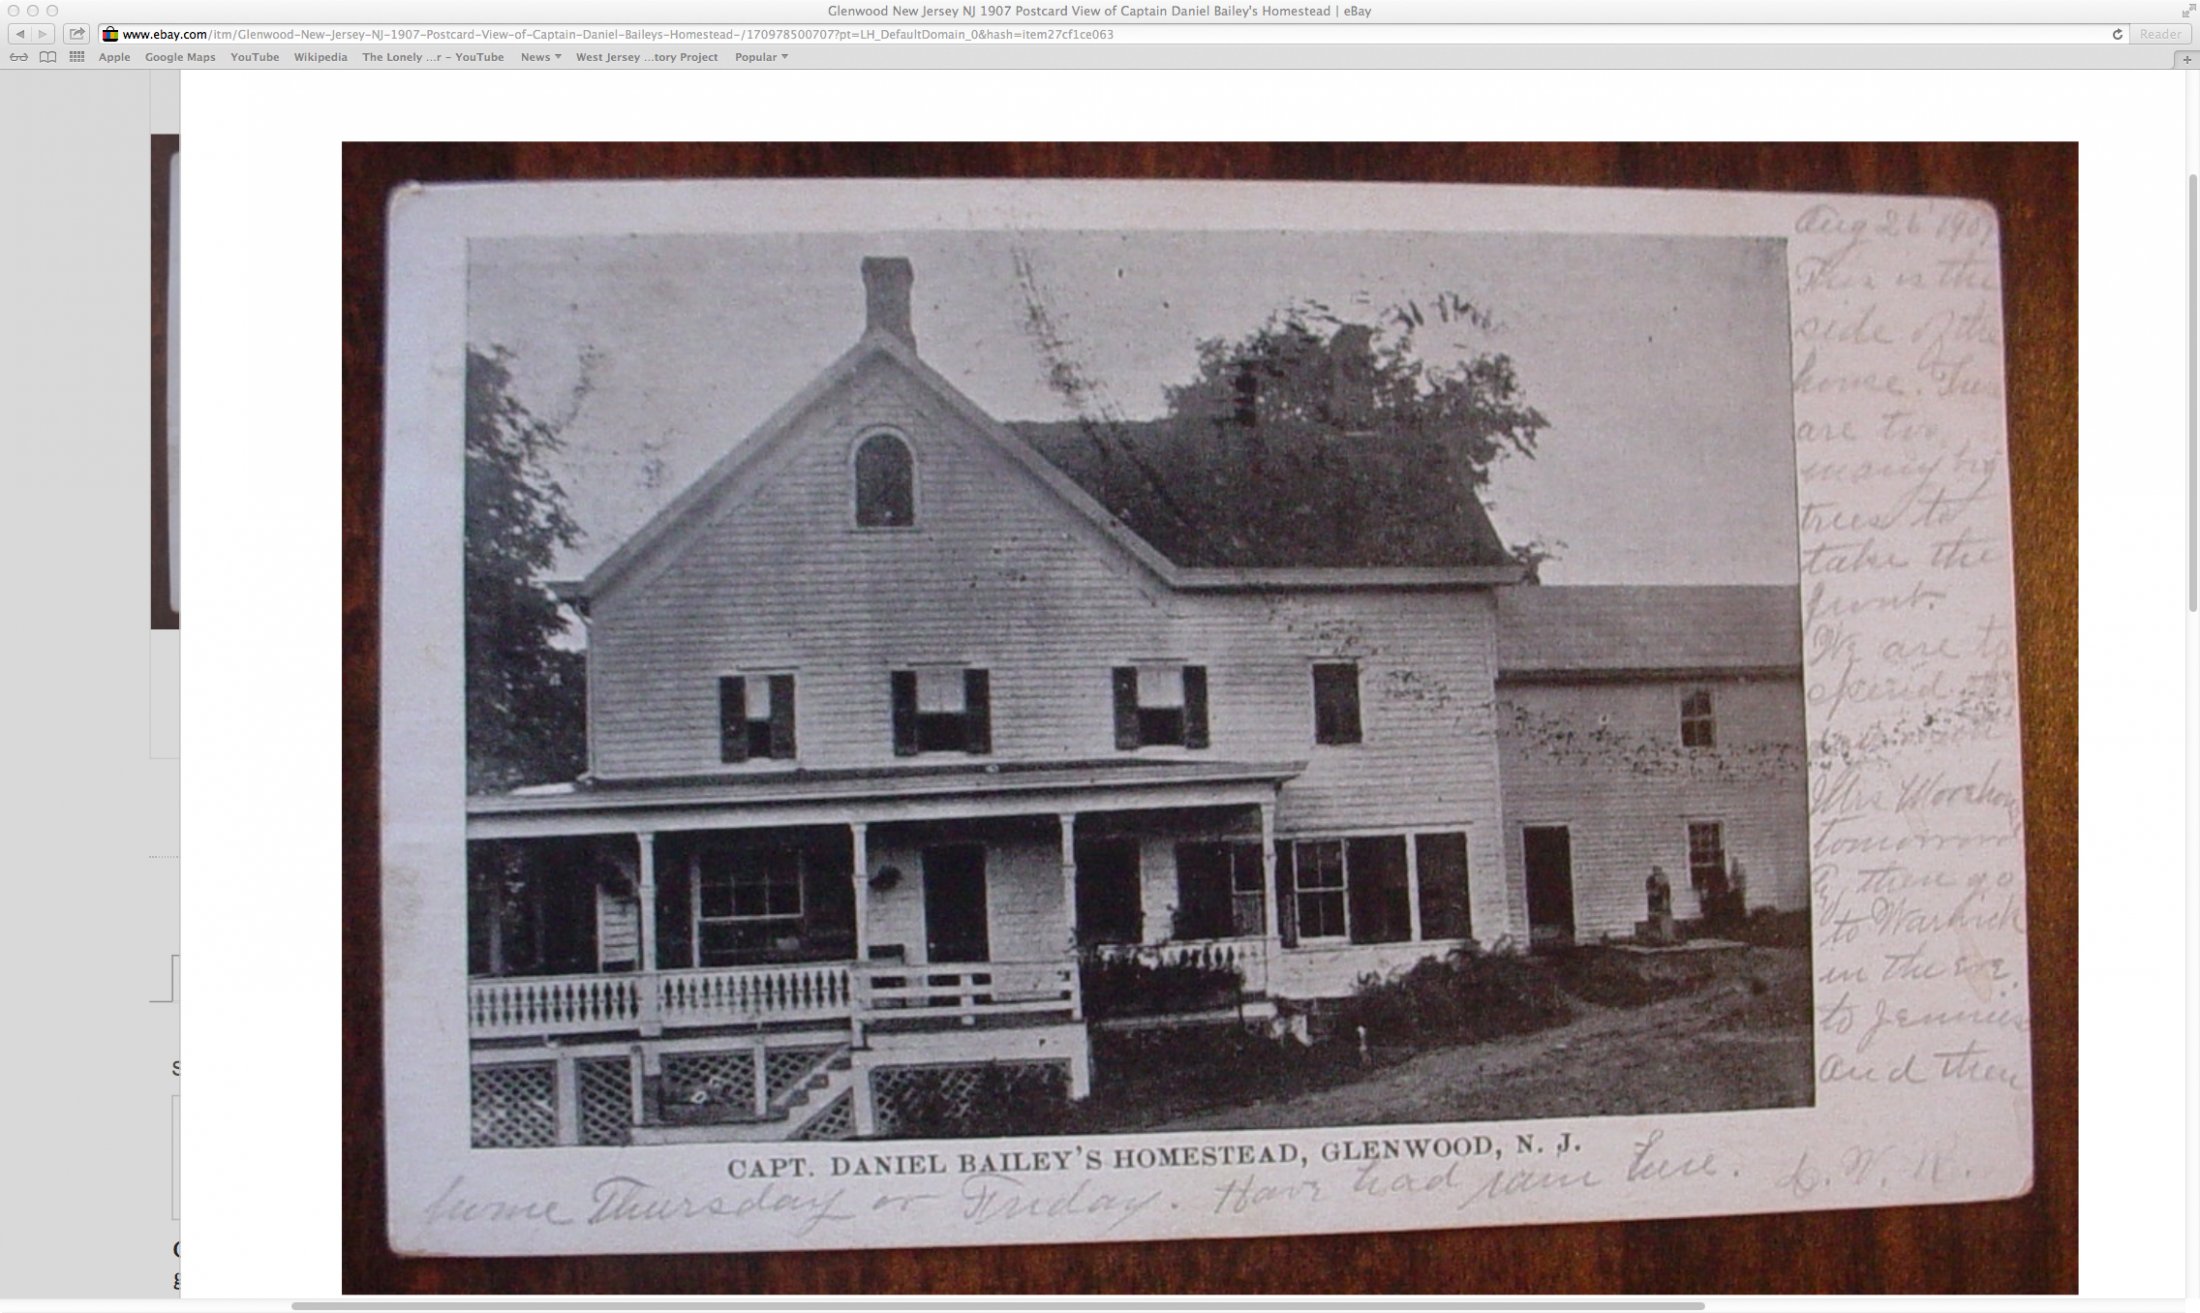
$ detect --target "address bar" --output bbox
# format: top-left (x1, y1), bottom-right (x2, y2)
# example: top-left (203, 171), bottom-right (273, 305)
top-left (176, 23), bottom-right (2137, 44)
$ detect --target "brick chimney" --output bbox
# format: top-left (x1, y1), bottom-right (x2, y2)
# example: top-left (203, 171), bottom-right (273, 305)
top-left (862, 256), bottom-right (915, 349)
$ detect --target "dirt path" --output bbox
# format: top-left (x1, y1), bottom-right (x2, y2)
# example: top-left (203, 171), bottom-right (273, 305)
top-left (1149, 949), bottom-right (1813, 1132)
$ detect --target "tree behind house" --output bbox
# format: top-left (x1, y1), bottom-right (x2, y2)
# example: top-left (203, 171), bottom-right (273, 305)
top-left (466, 345), bottom-right (587, 794)
top-left (1161, 302), bottom-right (1559, 577)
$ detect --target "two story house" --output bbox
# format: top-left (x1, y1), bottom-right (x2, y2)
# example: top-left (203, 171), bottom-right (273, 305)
top-left (462, 257), bottom-right (1808, 1148)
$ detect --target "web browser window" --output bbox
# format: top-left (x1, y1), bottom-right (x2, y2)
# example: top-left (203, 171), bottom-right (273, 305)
top-left (0, 3), bottom-right (2169, 1307)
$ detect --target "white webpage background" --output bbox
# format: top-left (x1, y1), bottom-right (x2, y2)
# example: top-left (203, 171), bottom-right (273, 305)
top-left (182, 68), bottom-right (2176, 1297)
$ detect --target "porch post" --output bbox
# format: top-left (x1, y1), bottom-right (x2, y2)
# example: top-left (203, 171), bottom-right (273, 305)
top-left (849, 822), bottom-right (870, 1048)
top-left (751, 1040), bottom-right (769, 1120)
top-left (485, 869), bottom-right (506, 976)
top-left (851, 1054), bottom-right (878, 1136)
top-left (1059, 813), bottom-right (1082, 1020)
top-left (1058, 812), bottom-right (1079, 953)
top-left (850, 822), bottom-right (871, 960)
top-left (1260, 800), bottom-right (1281, 944)
top-left (636, 832), bottom-right (662, 1037)
top-left (553, 1050), bottom-right (580, 1146)
top-left (1405, 830), bottom-right (1424, 942)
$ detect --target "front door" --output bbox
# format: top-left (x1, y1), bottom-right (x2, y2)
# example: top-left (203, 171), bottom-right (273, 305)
top-left (922, 843), bottom-right (990, 963)
top-left (1173, 842), bottom-right (1235, 941)
top-left (1522, 825), bottom-right (1576, 947)
top-left (1075, 839), bottom-right (1142, 946)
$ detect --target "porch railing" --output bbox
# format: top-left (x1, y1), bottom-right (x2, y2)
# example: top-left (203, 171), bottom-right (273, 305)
top-left (468, 959), bottom-right (1079, 1039)
top-left (469, 973), bottom-right (646, 1037)
top-left (658, 962), bottom-right (855, 1028)
top-left (860, 960), bottom-right (1082, 1024)
top-left (1087, 935), bottom-right (1270, 979)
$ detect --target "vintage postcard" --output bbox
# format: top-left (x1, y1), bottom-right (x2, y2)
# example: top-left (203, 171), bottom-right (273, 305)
top-left (377, 175), bottom-right (2030, 1256)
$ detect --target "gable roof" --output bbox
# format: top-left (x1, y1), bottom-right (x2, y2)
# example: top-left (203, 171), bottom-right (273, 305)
top-left (1012, 417), bottom-right (1514, 572)
top-left (1496, 585), bottom-right (1803, 678)
top-left (574, 329), bottom-right (1153, 596)
top-left (574, 329), bottom-right (1523, 603)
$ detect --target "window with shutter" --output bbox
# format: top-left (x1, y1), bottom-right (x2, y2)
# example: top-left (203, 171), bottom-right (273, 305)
top-left (719, 674), bottom-right (796, 763)
top-left (894, 666), bottom-right (991, 755)
top-left (1112, 663), bottom-right (1207, 749)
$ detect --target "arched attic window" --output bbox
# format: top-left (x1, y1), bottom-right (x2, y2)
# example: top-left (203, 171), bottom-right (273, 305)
top-left (854, 431), bottom-right (916, 528)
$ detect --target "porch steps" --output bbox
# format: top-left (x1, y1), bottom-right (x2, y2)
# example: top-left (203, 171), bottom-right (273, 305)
top-left (776, 1049), bottom-right (859, 1140)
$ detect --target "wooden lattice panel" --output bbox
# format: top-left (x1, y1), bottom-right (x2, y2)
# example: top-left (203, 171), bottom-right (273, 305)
top-left (661, 1049), bottom-right (758, 1109)
top-left (471, 1062), bottom-right (556, 1149)
top-left (766, 1046), bottom-right (840, 1106)
top-left (793, 1091), bottom-right (856, 1141)
top-left (576, 1057), bottom-right (633, 1146)
top-left (870, 1061), bottom-right (1069, 1138)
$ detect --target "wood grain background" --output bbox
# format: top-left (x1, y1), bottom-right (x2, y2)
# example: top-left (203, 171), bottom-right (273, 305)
top-left (341, 142), bottom-right (2076, 1294)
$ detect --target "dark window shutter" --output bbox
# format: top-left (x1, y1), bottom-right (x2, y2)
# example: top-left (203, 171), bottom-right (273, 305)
top-left (1182, 666), bottom-right (1209, 749)
top-left (767, 674), bottom-right (797, 760)
top-left (1276, 841), bottom-right (1298, 948)
top-left (1111, 667), bottom-right (1140, 749)
top-left (718, 676), bottom-right (748, 763)
top-left (890, 671), bottom-right (918, 756)
top-left (963, 669), bottom-right (991, 754)
top-left (1415, 832), bottom-right (1471, 941)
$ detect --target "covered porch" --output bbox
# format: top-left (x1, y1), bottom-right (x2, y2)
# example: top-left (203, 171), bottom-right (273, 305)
top-left (464, 758), bottom-right (1305, 1048)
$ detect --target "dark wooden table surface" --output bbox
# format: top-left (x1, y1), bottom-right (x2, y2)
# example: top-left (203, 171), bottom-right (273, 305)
top-left (342, 142), bottom-right (2076, 1293)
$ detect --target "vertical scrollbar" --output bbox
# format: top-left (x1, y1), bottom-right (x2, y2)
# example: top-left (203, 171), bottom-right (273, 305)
top-left (2189, 173), bottom-right (2197, 611)
top-left (170, 1094), bottom-right (180, 1222)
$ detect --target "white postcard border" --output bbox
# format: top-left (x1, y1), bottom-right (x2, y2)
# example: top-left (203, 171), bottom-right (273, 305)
top-left (379, 176), bottom-right (2031, 1257)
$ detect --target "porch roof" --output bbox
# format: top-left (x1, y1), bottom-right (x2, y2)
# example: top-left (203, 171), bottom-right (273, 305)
top-left (467, 758), bottom-right (1306, 841)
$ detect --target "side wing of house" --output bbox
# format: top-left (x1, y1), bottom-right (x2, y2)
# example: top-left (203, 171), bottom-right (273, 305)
top-left (1495, 586), bottom-right (1810, 943)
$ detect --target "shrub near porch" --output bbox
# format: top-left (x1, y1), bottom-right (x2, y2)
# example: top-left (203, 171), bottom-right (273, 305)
top-left (1070, 944), bottom-right (1574, 1131)
top-left (1337, 945), bottom-right (1574, 1049)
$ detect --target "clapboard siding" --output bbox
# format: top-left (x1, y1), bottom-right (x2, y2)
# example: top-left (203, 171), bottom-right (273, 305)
top-left (586, 354), bottom-right (1518, 941)
top-left (859, 828), bottom-right (1066, 966)
top-left (595, 889), bottom-right (639, 969)
top-left (1496, 676), bottom-right (1809, 941)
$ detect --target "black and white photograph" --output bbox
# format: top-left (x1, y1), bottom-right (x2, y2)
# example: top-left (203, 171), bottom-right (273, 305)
top-left (458, 225), bottom-right (1814, 1148)
top-left (377, 175), bottom-right (2030, 1254)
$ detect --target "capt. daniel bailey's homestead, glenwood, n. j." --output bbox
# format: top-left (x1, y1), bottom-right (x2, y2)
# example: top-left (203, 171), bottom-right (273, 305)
top-left (463, 257), bottom-right (1810, 1147)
